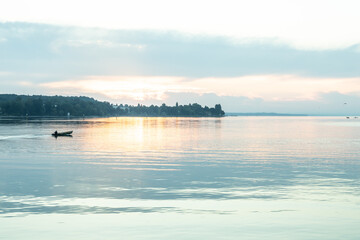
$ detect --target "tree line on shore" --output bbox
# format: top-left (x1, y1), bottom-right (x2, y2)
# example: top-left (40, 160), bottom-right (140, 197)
top-left (0, 94), bottom-right (225, 117)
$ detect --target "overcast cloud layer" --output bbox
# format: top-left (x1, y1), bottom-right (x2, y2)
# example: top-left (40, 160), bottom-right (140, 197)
top-left (1, 22), bottom-right (360, 80)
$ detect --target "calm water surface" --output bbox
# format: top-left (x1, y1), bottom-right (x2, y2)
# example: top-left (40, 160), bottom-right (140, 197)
top-left (0, 117), bottom-right (360, 239)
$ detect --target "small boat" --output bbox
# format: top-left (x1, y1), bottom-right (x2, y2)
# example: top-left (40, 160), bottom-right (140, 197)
top-left (52, 131), bottom-right (73, 137)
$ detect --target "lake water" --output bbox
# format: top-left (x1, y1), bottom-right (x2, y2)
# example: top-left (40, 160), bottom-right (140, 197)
top-left (0, 116), bottom-right (360, 239)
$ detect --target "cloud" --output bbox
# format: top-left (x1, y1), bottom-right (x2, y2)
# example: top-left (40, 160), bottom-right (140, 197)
top-left (40, 76), bottom-right (191, 101)
top-left (1, 22), bottom-right (360, 84)
top-left (1, 0), bottom-right (360, 49)
top-left (0, 71), bottom-right (13, 76)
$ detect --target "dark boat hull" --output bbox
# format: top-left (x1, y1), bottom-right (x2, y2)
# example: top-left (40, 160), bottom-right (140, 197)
top-left (52, 131), bottom-right (73, 136)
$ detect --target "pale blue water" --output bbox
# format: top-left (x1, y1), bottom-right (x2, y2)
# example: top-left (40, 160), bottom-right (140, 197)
top-left (0, 117), bottom-right (360, 239)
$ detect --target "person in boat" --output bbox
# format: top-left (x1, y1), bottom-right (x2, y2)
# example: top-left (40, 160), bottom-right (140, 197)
top-left (54, 130), bottom-right (58, 136)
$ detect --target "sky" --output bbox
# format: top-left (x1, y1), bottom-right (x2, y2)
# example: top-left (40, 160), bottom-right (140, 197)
top-left (1, 0), bottom-right (360, 115)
